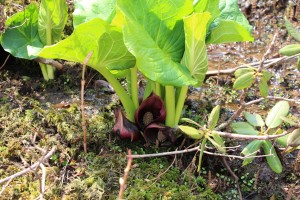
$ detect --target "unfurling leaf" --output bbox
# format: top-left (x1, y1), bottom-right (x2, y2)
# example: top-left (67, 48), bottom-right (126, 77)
top-left (262, 141), bottom-right (282, 174)
top-left (38, 0), bottom-right (68, 45)
top-left (243, 112), bottom-right (265, 127)
top-left (182, 12), bottom-right (211, 85)
top-left (265, 101), bottom-right (290, 128)
top-left (178, 126), bottom-right (203, 140)
top-left (279, 44), bottom-right (300, 56)
top-left (233, 72), bottom-right (255, 90)
top-left (234, 67), bottom-right (254, 78)
top-left (231, 122), bottom-right (259, 135)
top-left (259, 78), bottom-right (268, 98)
top-left (287, 129), bottom-right (300, 147)
top-left (241, 140), bottom-right (263, 166)
top-left (207, 105), bottom-right (221, 130)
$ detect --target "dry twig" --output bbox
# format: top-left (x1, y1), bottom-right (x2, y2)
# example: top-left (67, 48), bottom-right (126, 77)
top-left (0, 146), bottom-right (57, 185)
top-left (0, 55), bottom-right (10, 70)
top-left (81, 51), bottom-right (93, 154)
top-left (118, 149), bottom-right (133, 200)
top-left (130, 145), bottom-right (278, 160)
top-left (206, 53), bottom-right (300, 76)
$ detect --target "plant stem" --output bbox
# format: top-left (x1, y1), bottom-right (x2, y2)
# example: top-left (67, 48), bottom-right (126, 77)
top-left (45, 11), bottom-right (55, 80)
top-left (99, 67), bottom-right (136, 122)
top-left (46, 65), bottom-right (55, 79)
top-left (39, 63), bottom-right (49, 81)
top-left (198, 138), bottom-right (207, 173)
top-left (174, 86), bottom-right (188, 125)
top-left (150, 80), bottom-right (156, 94)
top-left (130, 66), bottom-right (139, 109)
top-left (143, 80), bottom-right (152, 100)
top-left (155, 82), bottom-right (161, 97)
top-left (165, 85), bottom-right (175, 127)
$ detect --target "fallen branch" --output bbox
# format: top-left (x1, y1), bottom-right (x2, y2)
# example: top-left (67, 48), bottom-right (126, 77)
top-left (130, 146), bottom-right (274, 160)
top-left (34, 57), bottom-right (64, 70)
top-left (245, 96), bottom-right (300, 106)
top-left (0, 146), bottom-right (57, 185)
top-left (206, 53), bottom-right (300, 76)
top-left (118, 149), bottom-right (133, 200)
top-left (81, 51), bottom-right (93, 154)
top-left (214, 130), bottom-right (290, 140)
top-left (39, 164), bottom-right (46, 200)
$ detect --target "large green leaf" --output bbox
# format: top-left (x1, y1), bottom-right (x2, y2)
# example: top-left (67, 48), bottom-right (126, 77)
top-left (265, 101), bottom-right (289, 128)
top-left (38, 0), bottom-right (68, 45)
top-left (206, 20), bottom-right (254, 44)
top-left (217, 0), bottom-right (252, 32)
top-left (194, 0), bottom-right (220, 21)
top-left (118, 0), bottom-right (197, 86)
top-left (73, 0), bottom-right (117, 28)
top-left (231, 122), bottom-right (259, 135)
top-left (181, 12), bottom-right (211, 85)
top-left (1, 3), bottom-right (44, 59)
top-left (206, 0), bottom-right (253, 44)
top-left (39, 18), bottom-right (135, 71)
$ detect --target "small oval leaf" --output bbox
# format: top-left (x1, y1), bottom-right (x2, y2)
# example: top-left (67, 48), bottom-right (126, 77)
top-left (233, 72), bottom-right (255, 90)
top-left (234, 68), bottom-right (254, 78)
top-left (178, 125), bottom-right (203, 139)
top-left (208, 105), bottom-right (221, 130)
top-left (243, 112), bottom-right (265, 127)
top-left (259, 78), bottom-right (268, 98)
top-left (231, 122), bottom-right (259, 135)
top-left (287, 129), bottom-right (300, 147)
top-left (262, 70), bottom-right (272, 81)
top-left (210, 132), bottom-right (226, 154)
top-left (285, 17), bottom-right (300, 42)
top-left (241, 140), bottom-right (263, 166)
top-left (262, 141), bottom-right (282, 174)
top-left (266, 101), bottom-right (290, 128)
top-left (276, 134), bottom-right (289, 147)
top-left (279, 44), bottom-right (300, 56)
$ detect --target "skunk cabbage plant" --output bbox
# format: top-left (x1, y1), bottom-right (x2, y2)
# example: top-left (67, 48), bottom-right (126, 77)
top-left (38, 0), bottom-right (254, 143)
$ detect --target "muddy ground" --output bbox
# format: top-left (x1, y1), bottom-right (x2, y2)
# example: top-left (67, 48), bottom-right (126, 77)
top-left (0, 0), bottom-right (300, 199)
